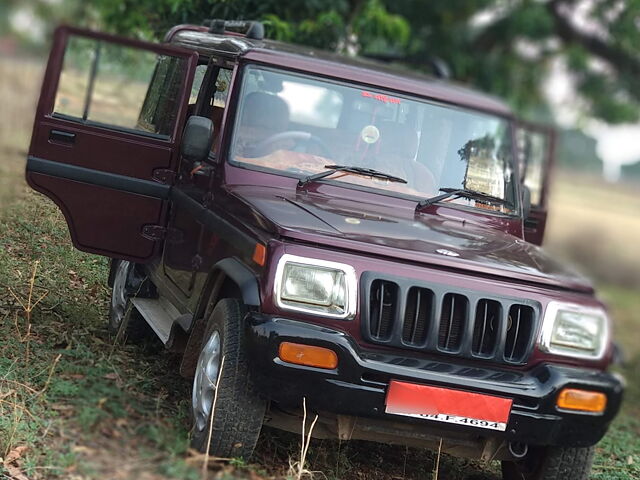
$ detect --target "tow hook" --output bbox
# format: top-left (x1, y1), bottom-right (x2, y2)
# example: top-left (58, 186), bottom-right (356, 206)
top-left (508, 442), bottom-right (529, 459)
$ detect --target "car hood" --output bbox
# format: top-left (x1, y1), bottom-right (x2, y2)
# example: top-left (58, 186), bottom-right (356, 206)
top-left (229, 186), bottom-right (593, 293)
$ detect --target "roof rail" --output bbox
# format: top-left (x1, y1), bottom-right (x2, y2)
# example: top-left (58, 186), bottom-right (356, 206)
top-left (202, 19), bottom-right (265, 40)
top-left (163, 24), bottom-right (208, 42)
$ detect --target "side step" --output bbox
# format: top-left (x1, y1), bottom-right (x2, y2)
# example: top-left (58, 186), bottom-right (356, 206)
top-left (130, 297), bottom-right (182, 344)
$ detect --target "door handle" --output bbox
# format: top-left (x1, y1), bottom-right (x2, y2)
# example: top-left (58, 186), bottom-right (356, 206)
top-left (49, 129), bottom-right (76, 144)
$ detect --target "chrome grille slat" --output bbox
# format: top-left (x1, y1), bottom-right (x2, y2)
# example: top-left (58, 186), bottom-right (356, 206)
top-left (375, 281), bottom-right (385, 338)
top-left (479, 301), bottom-right (488, 352)
top-left (444, 294), bottom-right (455, 350)
top-left (509, 305), bottom-right (522, 360)
top-left (411, 289), bottom-right (421, 343)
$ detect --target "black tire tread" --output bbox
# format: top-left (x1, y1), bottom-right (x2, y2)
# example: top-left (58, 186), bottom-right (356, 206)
top-left (502, 445), bottom-right (595, 480)
top-left (191, 298), bottom-right (266, 459)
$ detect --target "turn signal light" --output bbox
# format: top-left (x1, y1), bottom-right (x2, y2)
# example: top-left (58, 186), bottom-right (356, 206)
top-left (252, 243), bottom-right (267, 266)
top-left (278, 342), bottom-right (338, 370)
top-left (557, 388), bottom-right (607, 413)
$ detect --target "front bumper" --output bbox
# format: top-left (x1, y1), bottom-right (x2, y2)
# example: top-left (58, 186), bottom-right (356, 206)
top-left (245, 314), bottom-right (624, 448)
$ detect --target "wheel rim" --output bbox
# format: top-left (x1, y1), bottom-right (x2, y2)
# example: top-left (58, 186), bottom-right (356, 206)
top-left (110, 260), bottom-right (131, 328)
top-left (192, 331), bottom-right (221, 432)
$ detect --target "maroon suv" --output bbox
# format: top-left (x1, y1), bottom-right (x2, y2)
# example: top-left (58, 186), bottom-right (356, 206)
top-left (26, 21), bottom-right (623, 480)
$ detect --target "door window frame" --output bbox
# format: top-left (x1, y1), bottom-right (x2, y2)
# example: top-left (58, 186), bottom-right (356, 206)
top-left (36, 26), bottom-right (199, 145)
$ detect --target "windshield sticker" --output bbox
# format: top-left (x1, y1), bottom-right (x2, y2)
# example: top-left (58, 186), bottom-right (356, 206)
top-left (361, 91), bottom-right (401, 104)
top-left (361, 125), bottom-right (380, 144)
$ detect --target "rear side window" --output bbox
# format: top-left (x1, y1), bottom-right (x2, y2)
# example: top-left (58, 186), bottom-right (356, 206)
top-left (188, 64), bottom-right (208, 105)
top-left (517, 128), bottom-right (548, 206)
top-left (54, 36), bottom-right (187, 138)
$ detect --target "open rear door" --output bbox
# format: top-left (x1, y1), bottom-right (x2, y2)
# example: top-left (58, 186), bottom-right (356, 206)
top-left (518, 122), bottom-right (556, 245)
top-left (26, 26), bottom-right (198, 262)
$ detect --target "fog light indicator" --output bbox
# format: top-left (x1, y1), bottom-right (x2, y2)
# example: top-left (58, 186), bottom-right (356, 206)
top-left (278, 342), bottom-right (338, 370)
top-left (556, 388), bottom-right (607, 413)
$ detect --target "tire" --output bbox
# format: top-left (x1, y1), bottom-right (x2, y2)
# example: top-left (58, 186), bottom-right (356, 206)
top-left (502, 445), bottom-right (595, 480)
top-left (190, 298), bottom-right (266, 459)
top-left (108, 259), bottom-right (153, 342)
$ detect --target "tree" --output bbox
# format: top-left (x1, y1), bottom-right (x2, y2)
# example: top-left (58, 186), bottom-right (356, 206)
top-left (387, 0), bottom-right (640, 124)
top-left (11, 0), bottom-right (640, 125)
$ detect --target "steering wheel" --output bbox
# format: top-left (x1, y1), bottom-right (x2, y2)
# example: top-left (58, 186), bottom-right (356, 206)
top-left (246, 131), bottom-right (333, 158)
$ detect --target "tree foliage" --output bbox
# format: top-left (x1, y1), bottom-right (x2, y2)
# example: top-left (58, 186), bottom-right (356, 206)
top-left (8, 0), bottom-right (640, 125)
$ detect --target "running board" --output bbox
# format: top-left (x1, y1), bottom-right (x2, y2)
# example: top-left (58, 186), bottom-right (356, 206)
top-left (130, 297), bottom-right (181, 345)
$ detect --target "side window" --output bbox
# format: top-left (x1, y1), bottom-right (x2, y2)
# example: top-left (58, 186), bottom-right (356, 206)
top-left (518, 128), bottom-right (549, 206)
top-left (191, 66), bottom-right (233, 154)
top-left (188, 64), bottom-right (208, 105)
top-left (213, 69), bottom-right (232, 108)
top-left (54, 35), bottom-right (188, 138)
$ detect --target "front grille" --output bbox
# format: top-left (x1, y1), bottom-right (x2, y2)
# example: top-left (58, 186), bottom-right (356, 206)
top-left (362, 274), bottom-right (539, 365)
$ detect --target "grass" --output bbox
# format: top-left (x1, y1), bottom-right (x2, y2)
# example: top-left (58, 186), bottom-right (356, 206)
top-left (0, 191), bottom-right (202, 479)
top-left (1, 54), bottom-right (639, 479)
top-left (590, 287), bottom-right (640, 480)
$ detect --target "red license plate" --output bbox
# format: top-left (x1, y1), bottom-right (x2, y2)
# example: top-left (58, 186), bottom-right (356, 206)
top-left (385, 380), bottom-right (513, 431)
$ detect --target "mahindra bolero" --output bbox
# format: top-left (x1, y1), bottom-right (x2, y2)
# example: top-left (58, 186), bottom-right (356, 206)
top-left (25, 20), bottom-right (623, 480)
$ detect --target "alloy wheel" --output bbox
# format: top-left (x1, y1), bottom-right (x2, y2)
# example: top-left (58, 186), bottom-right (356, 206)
top-left (192, 331), bottom-right (222, 432)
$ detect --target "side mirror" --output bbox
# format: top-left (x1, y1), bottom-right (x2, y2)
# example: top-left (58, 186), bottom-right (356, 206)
top-left (522, 185), bottom-right (532, 219)
top-left (181, 116), bottom-right (214, 163)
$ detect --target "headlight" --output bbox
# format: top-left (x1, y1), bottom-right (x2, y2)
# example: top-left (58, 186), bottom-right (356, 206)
top-left (274, 254), bottom-right (357, 319)
top-left (539, 302), bottom-right (609, 359)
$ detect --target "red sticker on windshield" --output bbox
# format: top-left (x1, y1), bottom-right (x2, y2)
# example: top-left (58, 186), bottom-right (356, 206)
top-left (361, 91), bottom-right (401, 104)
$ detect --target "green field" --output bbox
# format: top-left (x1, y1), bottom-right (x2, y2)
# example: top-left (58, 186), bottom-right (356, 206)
top-left (0, 56), bottom-right (638, 479)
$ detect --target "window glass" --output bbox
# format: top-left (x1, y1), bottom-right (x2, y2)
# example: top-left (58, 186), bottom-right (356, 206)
top-left (188, 64), bottom-right (208, 105)
top-left (230, 67), bottom-right (518, 214)
top-left (519, 129), bottom-right (548, 206)
top-left (54, 35), bottom-right (187, 137)
top-left (277, 81), bottom-right (343, 128)
top-left (213, 69), bottom-right (232, 108)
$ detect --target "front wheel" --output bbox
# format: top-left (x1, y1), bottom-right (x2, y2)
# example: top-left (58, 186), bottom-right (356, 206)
top-left (190, 298), bottom-right (266, 459)
top-left (502, 445), bottom-right (595, 480)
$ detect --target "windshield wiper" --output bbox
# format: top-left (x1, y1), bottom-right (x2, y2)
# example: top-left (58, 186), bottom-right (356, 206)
top-left (416, 187), bottom-right (509, 211)
top-left (298, 165), bottom-right (407, 188)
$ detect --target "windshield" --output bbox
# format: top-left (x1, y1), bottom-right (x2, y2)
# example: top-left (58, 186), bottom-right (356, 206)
top-left (229, 66), bottom-right (518, 214)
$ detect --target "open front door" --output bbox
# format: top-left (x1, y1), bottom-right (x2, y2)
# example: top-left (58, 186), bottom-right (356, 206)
top-left (26, 26), bottom-right (198, 262)
top-left (518, 122), bottom-right (556, 245)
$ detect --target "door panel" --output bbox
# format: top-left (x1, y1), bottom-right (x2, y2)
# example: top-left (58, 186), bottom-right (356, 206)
top-left (26, 26), bottom-right (198, 262)
top-left (518, 123), bottom-right (555, 245)
top-left (32, 119), bottom-right (173, 179)
top-left (30, 175), bottom-right (165, 259)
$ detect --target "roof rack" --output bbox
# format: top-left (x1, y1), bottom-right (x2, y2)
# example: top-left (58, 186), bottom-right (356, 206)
top-left (202, 19), bottom-right (265, 40)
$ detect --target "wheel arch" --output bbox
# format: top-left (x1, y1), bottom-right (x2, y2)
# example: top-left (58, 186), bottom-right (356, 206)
top-left (180, 257), bottom-right (261, 377)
